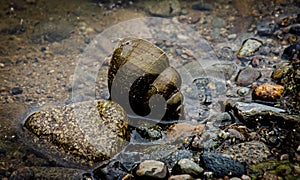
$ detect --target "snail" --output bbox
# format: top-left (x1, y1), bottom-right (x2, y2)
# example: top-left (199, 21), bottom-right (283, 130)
top-left (108, 37), bottom-right (184, 121)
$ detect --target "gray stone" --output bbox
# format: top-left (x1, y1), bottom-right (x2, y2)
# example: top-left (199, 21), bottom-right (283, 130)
top-left (241, 175), bottom-right (251, 180)
top-left (192, 2), bottom-right (213, 11)
top-left (93, 160), bottom-right (131, 180)
top-left (11, 87), bottom-right (23, 95)
top-left (226, 101), bottom-right (300, 128)
top-left (191, 130), bottom-right (219, 150)
top-left (31, 19), bottom-right (72, 43)
top-left (237, 87), bottom-right (250, 96)
top-left (235, 67), bottom-right (261, 86)
top-left (172, 158), bottom-right (203, 177)
top-left (140, 0), bottom-right (181, 17)
top-left (228, 34), bottom-right (237, 40)
top-left (211, 62), bottom-right (237, 80)
top-left (212, 17), bottom-right (227, 28)
top-left (135, 160), bottom-right (169, 179)
top-left (169, 174), bottom-right (194, 180)
top-left (237, 38), bottom-right (263, 59)
top-left (256, 22), bottom-right (277, 36)
top-left (117, 144), bottom-right (179, 170)
top-left (137, 126), bottom-right (163, 141)
top-left (159, 149), bottom-right (194, 169)
top-left (202, 152), bottom-right (245, 177)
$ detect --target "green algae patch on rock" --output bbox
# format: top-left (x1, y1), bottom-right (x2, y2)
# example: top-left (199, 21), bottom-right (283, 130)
top-left (249, 160), bottom-right (300, 180)
top-left (23, 100), bottom-right (129, 167)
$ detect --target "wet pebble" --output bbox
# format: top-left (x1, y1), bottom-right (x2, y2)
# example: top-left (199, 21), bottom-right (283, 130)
top-left (271, 62), bottom-right (291, 82)
top-left (212, 62), bottom-right (237, 80)
top-left (172, 158), bottom-right (203, 177)
top-left (31, 19), bottom-right (73, 43)
top-left (212, 17), bottom-right (227, 28)
top-left (159, 149), bottom-right (195, 169)
top-left (134, 160), bottom-right (169, 179)
top-left (142, 0), bottom-right (181, 17)
top-left (277, 15), bottom-right (297, 27)
top-left (226, 101), bottom-right (300, 128)
top-left (11, 87), bottom-right (23, 95)
top-left (202, 152), bottom-right (245, 177)
top-left (227, 34), bottom-right (237, 40)
top-left (237, 38), bottom-right (263, 59)
top-left (216, 47), bottom-right (235, 61)
top-left (191, 1), bottom-right (212, 11)
top-left (190, 130), bottom-right (219, 150)
top-left (281, 43), bottom-right (300, 60)
top-left (235, 67), bottom-right (261, 86)
top-left (256, 22), bottom-right (277, 36)
top-left (168, 174), bottom-right (194, 180)
top-left (137, 126), bottom-right (163, 141)
top-left (166, 122), bottom-right (205, 142)
top-left (252, 83), bottom-right (284, 101)
top-left (93, 160), bottom-right (131, 180)
top-left (237, 87), bottom-right (250, 97)
top-left (289, 24), bottom-right (300, 35)
top-left (241, 175), bottom-right (251, 180)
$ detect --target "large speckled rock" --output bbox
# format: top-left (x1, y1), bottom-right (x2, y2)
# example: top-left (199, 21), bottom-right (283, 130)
top-left (222, 141), bottom-right (271, 166)
top-left (202, 152), bottom-right (245, 178)
top-left (24, 100), bottom-right (129, 167)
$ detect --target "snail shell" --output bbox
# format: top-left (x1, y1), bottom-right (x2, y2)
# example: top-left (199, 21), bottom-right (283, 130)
top-left (108, 37), bottom-right (183, 121)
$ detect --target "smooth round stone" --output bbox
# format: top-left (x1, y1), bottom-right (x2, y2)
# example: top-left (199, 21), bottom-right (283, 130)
top-left (169, 174), bottom-right (194, 180)
top-left (134, 160), bottom-right (169, 179)
top-left (235, 67), bottom-right (261, 86)
top-left (237, 87), bottom-right (250, 96)
top-left (172, 158), bottom-right (203, 177)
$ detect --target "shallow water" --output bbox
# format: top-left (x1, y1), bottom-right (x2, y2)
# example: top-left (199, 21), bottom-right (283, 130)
top-left (0, 0), bottom-right (299, 178)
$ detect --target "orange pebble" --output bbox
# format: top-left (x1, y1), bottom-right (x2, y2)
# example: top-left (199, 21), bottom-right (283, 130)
top-left (253, 83), bottom-right (284, 101)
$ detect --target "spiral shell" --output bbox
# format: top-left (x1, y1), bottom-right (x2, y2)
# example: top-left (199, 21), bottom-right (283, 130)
top-left (108, 37), bottom-right (183, 120)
